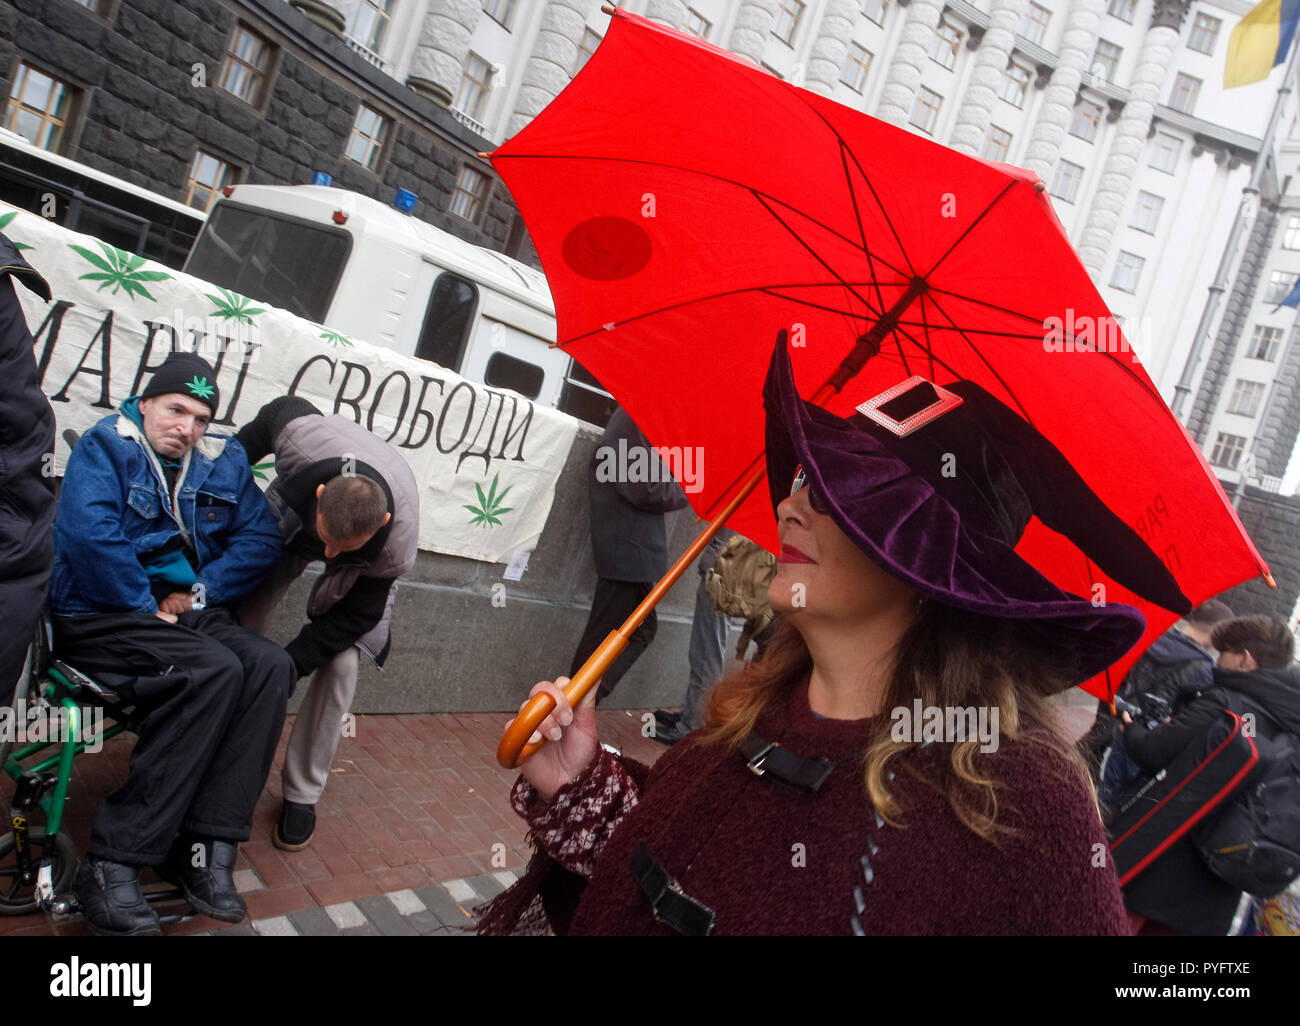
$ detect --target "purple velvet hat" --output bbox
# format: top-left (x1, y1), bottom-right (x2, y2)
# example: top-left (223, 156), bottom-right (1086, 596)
top-left (763, 334), bottom-right (1191, 684)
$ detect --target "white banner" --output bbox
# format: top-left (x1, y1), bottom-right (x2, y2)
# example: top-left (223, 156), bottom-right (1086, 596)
top-left (1, 204), bottom-right (580, 563)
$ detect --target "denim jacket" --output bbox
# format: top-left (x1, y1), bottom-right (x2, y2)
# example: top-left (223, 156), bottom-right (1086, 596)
top-left (49, 399), bottom-right (282, 616)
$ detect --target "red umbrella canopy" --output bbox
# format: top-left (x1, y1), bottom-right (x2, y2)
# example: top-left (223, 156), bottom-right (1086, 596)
top-left (490, 8), bottom-right (1269, 698)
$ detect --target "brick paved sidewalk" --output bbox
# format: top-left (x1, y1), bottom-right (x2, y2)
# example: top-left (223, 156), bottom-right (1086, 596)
top-left (0, 707), bottom-right (671, 937)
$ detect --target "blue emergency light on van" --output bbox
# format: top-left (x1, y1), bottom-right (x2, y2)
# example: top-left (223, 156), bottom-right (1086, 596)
top-left (312, 172), bottom-right (333, 186)
top-left (393, 188), bottom-right (417, 214)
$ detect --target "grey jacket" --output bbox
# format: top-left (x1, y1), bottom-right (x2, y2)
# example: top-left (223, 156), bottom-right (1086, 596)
top-left (237, 398), bottom-right (419, 674)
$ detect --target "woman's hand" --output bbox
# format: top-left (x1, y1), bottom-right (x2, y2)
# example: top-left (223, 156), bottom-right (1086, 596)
top-left (514, 677), bottom-right (599, 803)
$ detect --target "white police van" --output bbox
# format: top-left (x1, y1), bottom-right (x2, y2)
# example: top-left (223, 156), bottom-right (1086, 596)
top-left (183, 182), bottom-right (615, 426)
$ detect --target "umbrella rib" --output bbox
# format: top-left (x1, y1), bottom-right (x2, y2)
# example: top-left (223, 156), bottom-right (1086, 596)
top-left (887, 318), bottom-right (970, 384)
top-left (493, 152), bottom-right (912, 280)
top-left (923, 284), bottom-right (1056, 330)
top-left (921, 292), bottom-right (1034, 418)
top-left (838, 139), bottom-right (888, 317)
top-left (830, 130), bottom-right (918, 276)
top-left (923, 180), bottom-right (1019, 279)
top-left (751, 191), bottom-right (880, 315)
top-left (553, 282), bottom-right (878, 346)
top-left (918, 296), bottom-right (933, 380)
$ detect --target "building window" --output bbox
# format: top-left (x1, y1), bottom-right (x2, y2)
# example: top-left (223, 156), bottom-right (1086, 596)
top-left (1148, 131), bottom-right (1181, 173)
top-left (483, 0), bottom-right (516, 30)
top-left (1283, 214), bottom-right (1300, 249)
top-left (1130, 191), bottom-right (1165, 234)
top-left (1110, 251), bottom-right (1145, 293)
top-left (909, 87), bottom-right (943, 135)
top-left (1050, 159), bottom-right (1084, 203)
top-left (1248, 324), bottom-right (1285, 361)
top-left (1021, 3), bottom-right (1050, 45)
top-left (928, 22), bottom-right (961, 70)
top-left (999, 63), bottom-right (1032, 107)
top-left (1265, 269), bottom-right (1298, 304)
top-left (217, 25), bottom-right (273, 105)
top-left (1227, 379), bottom-right (1267, 418)
top-left (5, 63), bottom-right (74, 152)
top-left (1106, 0), bottom-right (1136, 22)
top-left (842, 42), bottom-right (873, 93)
top-left (773, 0), bottom-right (805, 46)
top-left (685, 8), bottom-right (711, 39)
top-left (1188, 13), bottom-right (1222, 55)
top-left (573, 28), bottom-right (602, 75)
top-left (1169, 72), bottom-right (1201, 114)
top-left (862, 0), bottom-right (889, 26)
top-left (348, 0), bottom-right (395, 52)
top-left (1209, 432), bottom-right (1246, 470)
top-left (184, 150), bottom-right (236, 213)
top-left (456, 52), bottom-right (493, 122)
top-left (344, 104), bottom-right (388, 170)
top-left (982, 126), bottom-right (1012, 162)
top-left (1069, 98), bottom-right (1104, 142)
top-left (1092, 39), bottom-right (1121, 82)
top-left (449, 164), bottom-right (490, 222)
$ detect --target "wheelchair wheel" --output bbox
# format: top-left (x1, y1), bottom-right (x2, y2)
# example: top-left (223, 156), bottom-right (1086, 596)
top-left (0, 828), bottom-right (78, 915)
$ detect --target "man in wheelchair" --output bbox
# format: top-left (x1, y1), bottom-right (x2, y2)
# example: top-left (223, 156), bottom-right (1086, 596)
top-left (48, 352), bottom-right (296, 936)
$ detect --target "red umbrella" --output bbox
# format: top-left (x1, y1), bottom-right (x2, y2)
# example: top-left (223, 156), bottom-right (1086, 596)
top-left (490, 6), bottom-right (1270, 763)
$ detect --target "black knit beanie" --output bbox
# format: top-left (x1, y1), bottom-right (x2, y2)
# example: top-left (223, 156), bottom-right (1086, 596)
top-left (140, 352), bottom-right (220, 416)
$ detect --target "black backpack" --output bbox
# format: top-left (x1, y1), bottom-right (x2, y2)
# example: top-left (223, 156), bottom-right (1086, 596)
top-left (1196, 695), bottom-right (1300, 897)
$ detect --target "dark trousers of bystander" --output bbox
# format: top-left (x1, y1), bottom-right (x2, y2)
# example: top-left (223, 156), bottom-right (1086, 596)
top-left (570, 578), bottom-right (657, 702)
top-left (52, 606), bottom-right (294, 866)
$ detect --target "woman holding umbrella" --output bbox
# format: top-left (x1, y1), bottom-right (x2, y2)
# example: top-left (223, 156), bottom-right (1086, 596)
top-left (479, 338), bottom-right (1192, 936)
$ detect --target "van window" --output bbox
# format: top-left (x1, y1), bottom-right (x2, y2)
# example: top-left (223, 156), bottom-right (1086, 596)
top-left (416, 272), bottom-right (478, 370)
top-left (184, 203), bottom-right (350, 321)
top-left (559, 360), bottom-right (617, 427)
top-left (485, 352), bottom-right (545, 400)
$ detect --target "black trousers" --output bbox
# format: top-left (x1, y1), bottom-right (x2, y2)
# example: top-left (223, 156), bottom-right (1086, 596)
top-left (569, 578), bottom-right (657, 702)
top-left (53, 607), bottom-right (294, 866)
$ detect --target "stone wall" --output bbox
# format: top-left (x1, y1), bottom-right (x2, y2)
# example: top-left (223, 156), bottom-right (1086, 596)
top-left (0, 0), bottom-right (531, 260)
top-left (1219, 484), bottom-right (1300, 622)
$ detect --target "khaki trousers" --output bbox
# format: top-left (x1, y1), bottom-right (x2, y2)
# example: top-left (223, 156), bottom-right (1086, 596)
top-left (241, 556), bottom-right (359, 806)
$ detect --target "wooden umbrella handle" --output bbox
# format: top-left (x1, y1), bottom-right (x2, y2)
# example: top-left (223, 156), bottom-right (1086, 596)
top-left (495, 630), bottom-right (628, 769)
top-left (495, 457), bottom-right (774, 769)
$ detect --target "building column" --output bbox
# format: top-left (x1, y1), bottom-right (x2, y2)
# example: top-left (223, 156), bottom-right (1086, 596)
top-left (875, 0), bottom-right (946, 128)
top-left (1076, 0), bottom-right (1190, 273)
top-left (1022, 0), bottom-right (1106, 181)
top-left (949, 0), bottom-right (1028, 155)
top-left (507, 0), bottom-right (589, 138)
top-left (645, 0), bottom-right (688, 29)
top-left (804, 0), bottom-right (860, 97)
top-left (727, 0), bottom-right (780, 65)
top-left (290, 0), bottom-right (357, 36)
top-left (405, 0), bottom-right (482, 107)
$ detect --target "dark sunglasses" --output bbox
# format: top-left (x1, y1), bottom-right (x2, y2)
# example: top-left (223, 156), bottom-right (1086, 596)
top-left (790, 465), bottom-right (829, 513)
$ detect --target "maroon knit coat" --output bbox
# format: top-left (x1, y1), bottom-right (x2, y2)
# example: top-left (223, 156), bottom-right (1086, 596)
top-left (482, 678), bottom-right (1130, 935)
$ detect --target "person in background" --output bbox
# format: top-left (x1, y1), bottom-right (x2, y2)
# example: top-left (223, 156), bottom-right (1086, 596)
top-left (1120, 613), bottom-right (1300, 935)
top-left (236, 396), bottom-right (419, 852)
top-left (569, 407), bottom-right (688, 703)
top-left (0, 235), bottom-right (54, 706)
top-left (50, 352), bottom-right (293, 936)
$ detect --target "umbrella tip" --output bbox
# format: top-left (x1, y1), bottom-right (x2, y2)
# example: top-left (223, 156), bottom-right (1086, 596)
top-left (477, 151), bottom-right (492, 159)
top-left (1265, 571), bottom-right (1278, 589)
top-left (601, 2), bottom-right (617, 13)
top-left (1033, 180), bottom-right (1046, 192)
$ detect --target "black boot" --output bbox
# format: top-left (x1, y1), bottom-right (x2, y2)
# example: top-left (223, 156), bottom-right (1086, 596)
top-left (161, 837), bottom-right (246, 923)
top-left (273, 800), bottom-right (315, 851)
top-left (76, 857), bottom-right (162, 937)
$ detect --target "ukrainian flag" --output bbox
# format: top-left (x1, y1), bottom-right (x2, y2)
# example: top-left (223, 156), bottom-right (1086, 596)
top-left (1225, 0), bottom-right (1300, 88)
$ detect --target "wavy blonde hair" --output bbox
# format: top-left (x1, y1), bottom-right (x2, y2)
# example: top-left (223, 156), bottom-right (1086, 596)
top-left (699, 606), bottom-right (1097, 843)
